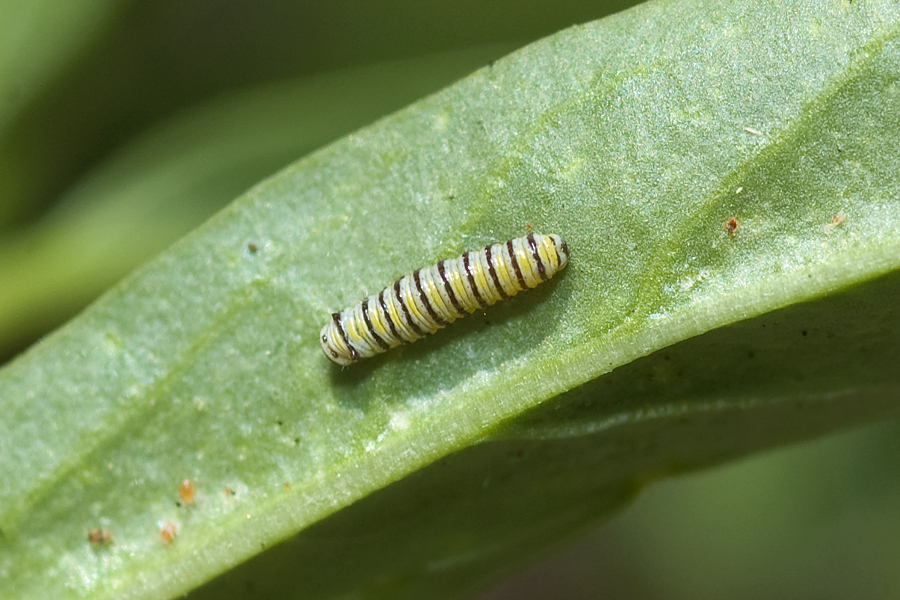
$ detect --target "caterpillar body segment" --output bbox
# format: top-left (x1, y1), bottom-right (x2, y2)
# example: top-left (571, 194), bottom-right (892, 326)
top-left (321, 233), bottom-right (569, 365)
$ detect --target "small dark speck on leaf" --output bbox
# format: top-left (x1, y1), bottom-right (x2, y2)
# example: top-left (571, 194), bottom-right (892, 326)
top-left (160, 522), bottom-right (177, 544)
top-left (247, 242), bottom-right (259, 254)
top-left (826, 212), bottom-right (847, 231)
top-left (179, 479), bottom-right (196, 505)
top-left (725, 216), bottom-right (740, 236)
top-left (88, 528), bottom-right (114, 547)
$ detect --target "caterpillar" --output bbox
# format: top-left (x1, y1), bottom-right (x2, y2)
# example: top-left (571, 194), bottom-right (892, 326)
top-left (320, 233), bottom-right (569, 365)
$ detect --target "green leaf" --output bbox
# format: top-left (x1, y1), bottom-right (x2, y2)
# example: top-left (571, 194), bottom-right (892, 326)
top-left (0, 0), bottom-right (124, 134)
top-left (3, 1), bottom-right (900, 599)
top-left (0, 0), bottom-right (127, 226)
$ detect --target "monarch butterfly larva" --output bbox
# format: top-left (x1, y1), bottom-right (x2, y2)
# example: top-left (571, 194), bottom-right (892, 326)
top-left (320, 233), bottom-right (569, 365)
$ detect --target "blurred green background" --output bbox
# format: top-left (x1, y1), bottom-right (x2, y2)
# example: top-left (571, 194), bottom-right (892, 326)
top-left (3, 1), bottom-right (899, 598)
top-left (477, 417), bottom-right (900, 599)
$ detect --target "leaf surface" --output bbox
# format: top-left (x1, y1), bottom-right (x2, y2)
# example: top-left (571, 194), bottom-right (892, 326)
top-left (2, 1), bottom-right (900, 599)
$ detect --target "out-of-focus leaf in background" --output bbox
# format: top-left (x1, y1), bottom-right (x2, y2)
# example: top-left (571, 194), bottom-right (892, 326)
top-left (478, 416), bottom-right (900, 600)
top-left (0, 0), bottom-right (128, 226)
top-left (2, 1), bottom-right (900, 600)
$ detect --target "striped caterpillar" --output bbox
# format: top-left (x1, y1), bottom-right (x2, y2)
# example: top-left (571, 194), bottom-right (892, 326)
top-left (320, 233), bottom-right (568, 365)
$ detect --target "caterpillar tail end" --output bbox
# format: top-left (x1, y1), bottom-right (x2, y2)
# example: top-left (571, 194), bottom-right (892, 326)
top-left (548, 233), bottom-right (570, 272)
top-left (320, 320), bottom-right (358, 366)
